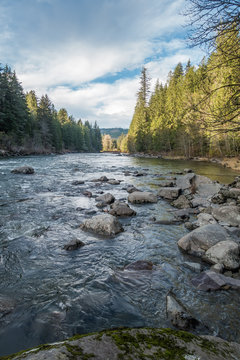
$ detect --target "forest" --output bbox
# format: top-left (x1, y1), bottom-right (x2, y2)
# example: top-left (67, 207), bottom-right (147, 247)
top-left (118, 22), bottom-right (240, 157)
top-left (0, 65), bottom-right (102, 154)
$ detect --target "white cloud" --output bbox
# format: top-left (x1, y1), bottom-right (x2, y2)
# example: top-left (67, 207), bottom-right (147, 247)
top-left (1, 0), bottom-right (204, 127)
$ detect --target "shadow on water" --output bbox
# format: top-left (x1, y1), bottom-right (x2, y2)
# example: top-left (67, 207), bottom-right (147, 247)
top-left (0, 153), bottom-right (239, 356)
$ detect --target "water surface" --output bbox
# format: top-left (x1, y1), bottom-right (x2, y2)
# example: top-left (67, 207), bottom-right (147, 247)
top-left (0, 153), bottom-right (239, 356)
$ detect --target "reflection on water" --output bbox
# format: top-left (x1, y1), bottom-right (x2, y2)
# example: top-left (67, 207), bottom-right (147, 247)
top-left (0, 153), bottom-right (239, 356)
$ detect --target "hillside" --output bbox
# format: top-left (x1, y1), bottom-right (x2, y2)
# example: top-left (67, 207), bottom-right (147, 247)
top-left (100, 128), bottom-right (128, 139)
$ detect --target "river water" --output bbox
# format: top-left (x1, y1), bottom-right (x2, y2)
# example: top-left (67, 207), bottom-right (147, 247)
top-left (0, 153), bottom-right (239, 356)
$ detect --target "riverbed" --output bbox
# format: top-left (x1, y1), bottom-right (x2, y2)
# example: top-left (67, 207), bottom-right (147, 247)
top-left (0, 153), bottom-right (239, 357)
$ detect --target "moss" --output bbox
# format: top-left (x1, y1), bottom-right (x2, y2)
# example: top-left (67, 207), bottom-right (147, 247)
top-left (64, 343), bottom-right (94, 359)
top-left (1, 327), bottom-right (237, 360)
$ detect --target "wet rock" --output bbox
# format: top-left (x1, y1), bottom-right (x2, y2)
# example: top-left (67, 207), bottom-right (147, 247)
top-left (128, 191), bottom-right (158, 204)
top-left (80, 214), bottom-right (123, 236)
top-left (85, 209), bottom-right (97, 215)
top-left (203, 240), bottom-right (240, 270)
top-left (183, 168), bottom-right (193, 173)
top-left (176, 173), bottom-right (195, 191)
top-left (124, 260), bottom-right (153, 271)
top-left (96, 201), bottom-right (107, 208)
top-left (83, 190), bottom-right (92, 197)
top-left (95, 193), bottom-right (115, 204)
top-left (196, 213), bottom-right (217, 227)
top-left (108, 179), bottom-right (120, 185)
top-left (134, 172), bottom-right (147, 177)
top-left (191, 270), bottom-right (240, 291)
top-left (11, 166), bottom-right (34, 174)
top-left (99, 176), bottom-right (109, 182)
top-left (109, 201), bottom-right (136, 217)
top-left (71, 180), bottom-right (85, 185)
top-left (158, 187), bottom-right (180, 200)
top-left (158, 180), bottom-right (175, 187)
top-left (212, 205), bottom-right (240, 227)
top-left (155, 219), bottom-right (181, 225)
top-left (0, 297), bottom-right (15, 318)
top-left (126, 185), bottom-right (140, 193)
top-left (178, 224), bottom-right (228, 257)
top-left (63, 239), bottom-right (85, 251)
top-left (90, 176), bottom-right (109, 182)
top-left (184, 222), bottom-right (197, 231)
top-left (211, 193), bottom-right (225, 204)
top-left (173, 209), bottom-right (192, 221)
top-left (166, 292), bottom-right (199, 330)
top-left (183, 262), bottom-right (202, 273)
top-left (7, 327), bottom-right (240, 360)
top-left (172, 195), bottom-right (191, 209)
top-left (210, 263), bottom-right (224, 273)
top-left (194, 175), bottom-right (221, 198)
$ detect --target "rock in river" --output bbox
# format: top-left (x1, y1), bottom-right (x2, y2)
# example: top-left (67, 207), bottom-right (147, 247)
top-left (11, 166), bottom-right (34, 174)
top-left (124, 260), bottom-right (153, 271)
top-left (212, 205), bottom-right (240, 227)
top-left (158, 187), bottom-right (180, 200)
top-left (203, 240), bottom-right (240, 270)
top-left (63, 239), bottom-right (85, 251)
top-left (178, 224), bottom-right (228, 257)
top-left (192, 270), bottom-right (240, 291)
top-left (128, 191), bottom-right (158, 204)
top-left (109, 201), bottom-right (136, 217)
top-left (80, 214), bottom-right (123, 236)
top-left (166, 292), bottom-right (199, 330)
top-left (96, 193), bottom-right (115, 204)
top-left (172, 195), bottom-right (191, 209)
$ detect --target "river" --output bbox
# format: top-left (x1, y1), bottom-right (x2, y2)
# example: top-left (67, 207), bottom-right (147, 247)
top-left (0, 153), bottom-right (239, 356)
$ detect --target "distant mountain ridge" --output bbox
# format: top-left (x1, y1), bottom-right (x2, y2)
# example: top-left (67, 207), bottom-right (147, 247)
top-left (100, 128), bottom-right (128, 139)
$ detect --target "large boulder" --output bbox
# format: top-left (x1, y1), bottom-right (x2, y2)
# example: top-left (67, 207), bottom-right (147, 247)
top-left (95, 193), bottom-right (115, 204)
top-left (192, 270), bottom-right (240, 291)
top-left (128, 191), bottom-right (158, 204)
top-left (177, 224), bottom-right (228, 257)
top-left (212, 205), bottom-right (240, 227)
top-left (158, 187), bottom-right (180, 200)
top-left (196, 213), bottom-right (217, 227)
top-left (194, 175), bottom-right (221, 198)
top-left (166, 292), bottom-right (199, 330)
top-left (11, 166), bottom-right (34, 174)
top-left (203, 240), bottom-right (240, 270)
top-left (176, 173), bottom-right (195, 191)
top-left (5, 328), bottom-right (240, 360)
top-left (80, 214), bottom-right (123, 236)
top-left (109, 201), bottom-right (136, 217)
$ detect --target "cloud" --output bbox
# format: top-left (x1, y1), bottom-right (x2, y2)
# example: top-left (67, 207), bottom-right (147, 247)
top-left (0, 0), bottom-right (204, 127)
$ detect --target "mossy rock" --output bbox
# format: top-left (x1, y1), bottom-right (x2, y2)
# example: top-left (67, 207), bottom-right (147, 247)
top-left (1, 328), bottom-right (240, 359)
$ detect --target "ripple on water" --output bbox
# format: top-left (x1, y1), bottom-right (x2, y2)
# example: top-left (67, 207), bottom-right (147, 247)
top-left (0, 153), bottom-right (240, 356)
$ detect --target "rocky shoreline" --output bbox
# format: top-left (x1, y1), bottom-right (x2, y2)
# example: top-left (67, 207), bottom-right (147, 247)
top-left (129, 152), bottom-right (240, 172)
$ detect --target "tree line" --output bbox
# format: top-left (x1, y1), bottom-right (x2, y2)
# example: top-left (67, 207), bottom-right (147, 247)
top-left (0, 65), bottom-right (102, 154)
top-left (119, 4), bottom-right (239, 157)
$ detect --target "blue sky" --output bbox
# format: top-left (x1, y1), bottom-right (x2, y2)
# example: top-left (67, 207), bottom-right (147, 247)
top-left (0, 0), bottom-right (204, 128)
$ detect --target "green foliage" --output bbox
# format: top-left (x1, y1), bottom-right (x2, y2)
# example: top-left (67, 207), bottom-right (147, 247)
top-left (127, 28), bottom-right (240, 157)
top-left (0, 65), bottom-right (102, 153)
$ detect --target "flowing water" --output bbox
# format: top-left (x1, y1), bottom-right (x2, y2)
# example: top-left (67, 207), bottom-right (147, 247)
top-left (0, 153), bottom-right (239, 356)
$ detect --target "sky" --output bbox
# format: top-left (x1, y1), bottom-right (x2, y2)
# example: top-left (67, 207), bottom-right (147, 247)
top-left (0, 0), bottom-right (204, 128)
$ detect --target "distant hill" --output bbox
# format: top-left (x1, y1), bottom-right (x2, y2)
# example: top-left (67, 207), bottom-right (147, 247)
top-left (100, 128), bottom-right (128, 139)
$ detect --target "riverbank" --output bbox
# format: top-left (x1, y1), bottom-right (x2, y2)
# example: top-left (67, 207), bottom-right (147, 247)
top-left (129, 152), bottom-right (240, 172)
